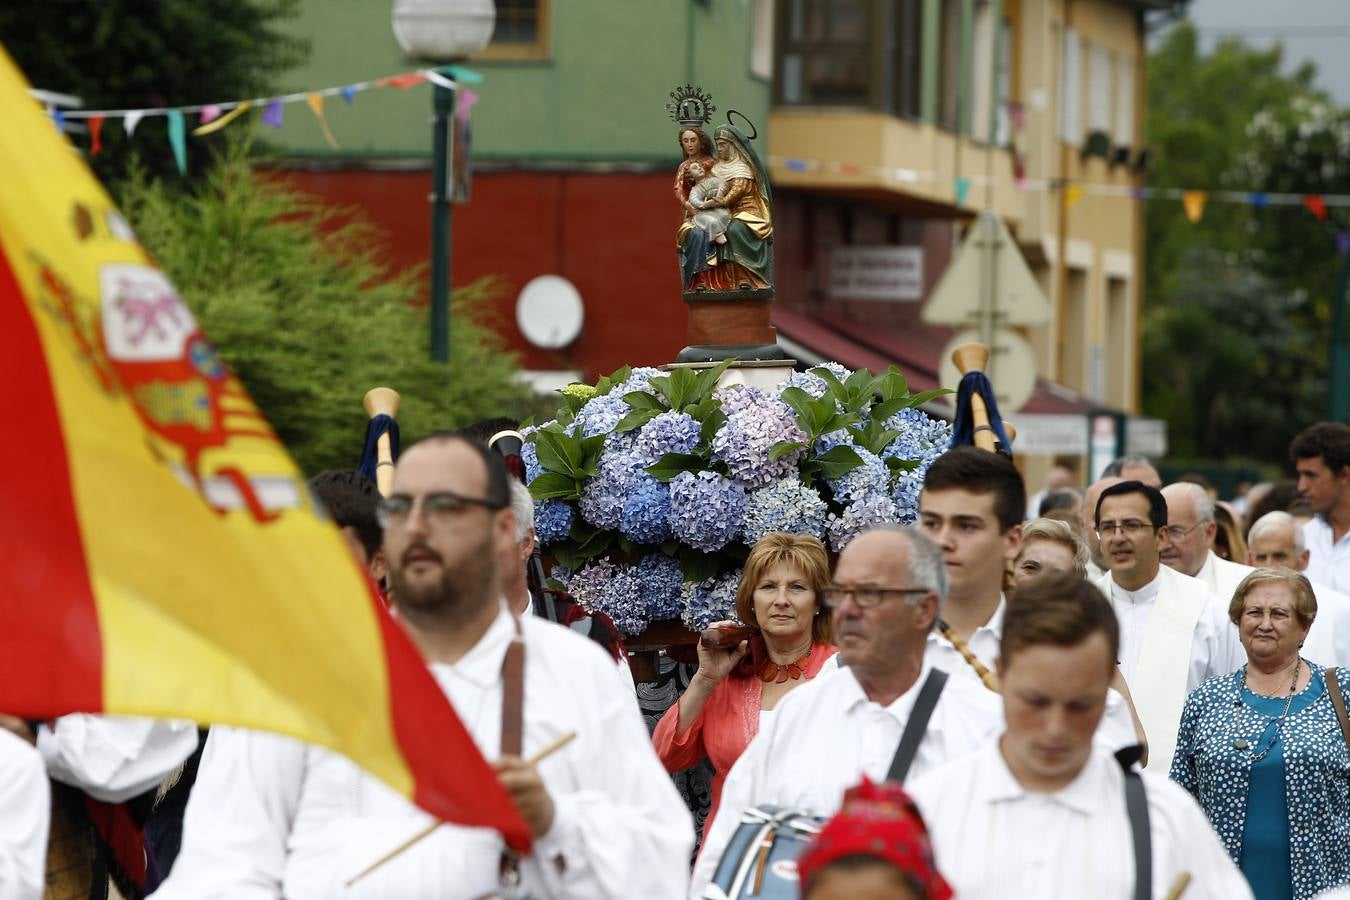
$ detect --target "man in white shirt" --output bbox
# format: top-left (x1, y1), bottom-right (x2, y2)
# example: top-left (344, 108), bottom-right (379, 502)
top-left (160, 435), bottom-right (693, 899)
top-left (1161, 481), bottom-right (1253, 604)
top-left (920, 448), bottom-right (1139, 752)
top-left (908, 572), bottom-right (1253, 900)
top-left (0, 722), bottom-right (48, 900)
top-left (1080, 476), bottom-right (1124, 581)
top-left (1248, 510), bottom-right (1350, 666)
top-left (1092, 481), bottom-right (1243, 772)
top-left (1290, 422), bottom-right (1350, 593)
top-left (689, 526), bottom-right (1002, 899)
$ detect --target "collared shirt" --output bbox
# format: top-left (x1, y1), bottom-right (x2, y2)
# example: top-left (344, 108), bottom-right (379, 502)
top-left (0, 729), bottom-right (48, 900)
top-left (1195, 552), bottom-right (1254, 606)
top-left (689, 662), bottom-right (1002, 898)
top-left (1305, 579), bottom-right (1350, 667)
top-left (909, 741), bottom-right (1253, 900)
top-left (1305, 516), bottom-right (1350, 595)
top-left (925, 597), bottom-right (1139, 753)
top-left (1105, 570), bottom-right (1242, 693)
top-left (158, 605), bottom-right (694, 900)
top-left (36, 715), bottom-right (198, 802)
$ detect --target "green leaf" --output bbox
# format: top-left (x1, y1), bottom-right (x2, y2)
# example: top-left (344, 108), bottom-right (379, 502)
top-left (528, 472), bottom-right (580, 500)
top-left (780, 386), bottom-right (817, 422)
top-left (677, 546), bottom-right (723, 583)
top-left (645, 452), bottom-right (706, 483)
top-left (690, 359), bottom-right (734, 404)
top-left (770, 440), bottom-right (806, 461)
top-left (874, 367), bottom-right (909, 401)
top-left (614, 408), bottom-right (661, 435)
top-left (666, 368), bottom-right (698, 410)
top-left (607, 364), bottom-right (633, 388)
top-left (569, 521), bottom-right (616, 560)
top-left (813, 367), bottom-right (848, 402)
top-left (885, 457), bottom-right (922, 473)
top-left (900, 388), bottom-right (954, 408)
top-left (699, 408), bottom-right (728, 449)
top-left (869, 398), bottom-right (908, 422)
top-left (623, 390), bottom-right (669, 412)
top-left (533, 428), bottom-right (582, 477)
top-left (812, 444), bottom-right (866, 480)
top-left (551, 544), bottom-right (585, 573)
top-left (818, 410), bottom-right (861, 436)
top-left (561, 391), bottom-right (587, 415)
top-left (577, 433), bottom-right (607, 476)
top-left (617, 536), bottom-right (639, 557)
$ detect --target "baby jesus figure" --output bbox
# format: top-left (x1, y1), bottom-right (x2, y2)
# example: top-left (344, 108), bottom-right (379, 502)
top-left (685, 162), bottom-right (730, 244)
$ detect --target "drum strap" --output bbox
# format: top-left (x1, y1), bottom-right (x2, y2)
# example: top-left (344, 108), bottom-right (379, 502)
top-left (1328, 668), bottom-right (1350, 752)
top-left (498, 614), bottom-right (526, 890)
top-left (885, 668), bottom-right (948, 784)
top-left (1115, 745), bottom-right (1151, 900)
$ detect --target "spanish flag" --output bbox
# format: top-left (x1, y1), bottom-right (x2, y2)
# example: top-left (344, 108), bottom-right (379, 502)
top-left (0, 47), bottom-right (530, 849)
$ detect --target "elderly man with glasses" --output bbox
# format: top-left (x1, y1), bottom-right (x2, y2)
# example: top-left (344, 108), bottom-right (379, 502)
top-left (689, 526), bottom-right (1002, 899)
top-left (1091, 481), bottom-right (1244, 773)
top-left (1161, 481), bottom-right (1255, 606)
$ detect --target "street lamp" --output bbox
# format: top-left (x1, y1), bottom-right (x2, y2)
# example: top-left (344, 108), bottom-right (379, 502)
top-left (391, 0), bottom-right (496, 363)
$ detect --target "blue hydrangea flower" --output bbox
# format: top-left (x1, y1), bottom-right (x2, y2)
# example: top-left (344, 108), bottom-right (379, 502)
top-left (882, 408), bottom-right (953, 462)
top-left (619, 475), bottom-right (673, 544)
top-left (614, 366), bottom-right (664, 398)
top-left (573, 392), bottom-right (630, 439)
top-left (521, 439), bottom-right (542, 484)
top-left (633, 410), bottom-right (702, 466)
top-left (578, 452), bottom-right (644, 529)
top-left (711, 385), bottom-right (807, 489)
top-left (668, 470), bottom-right (747, 551)
top-left (742, 478), bottom-right (829, 545)
top-left (828, 446), bottom-right (890, 505)
top-left (891, 471), bottom-right (924, 524)
top-left (534, 498), bottom-right (574, 545)
top-left (637, 553), bottom-right (684, 621)
top-left (826, 494), bottom-right (901, 552)
top-left (777, 362), bottom-right (853, 399)
top-left (680, 569), bottom-right (742, 631)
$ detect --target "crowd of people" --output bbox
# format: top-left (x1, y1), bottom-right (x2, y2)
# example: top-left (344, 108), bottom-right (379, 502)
top-left (2, 420), bottom-right (1349, 899)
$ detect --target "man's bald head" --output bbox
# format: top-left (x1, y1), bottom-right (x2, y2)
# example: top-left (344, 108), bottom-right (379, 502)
top-left (1247, 511), bottom-right (1310, 572)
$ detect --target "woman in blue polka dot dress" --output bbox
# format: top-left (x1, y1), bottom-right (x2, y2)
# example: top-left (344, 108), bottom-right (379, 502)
top-left (1172, 569), bottom-right (1350, 900)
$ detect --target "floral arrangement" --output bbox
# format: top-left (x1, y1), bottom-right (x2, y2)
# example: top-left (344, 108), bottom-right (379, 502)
top-left (525, 361), bottom-right (952, 635)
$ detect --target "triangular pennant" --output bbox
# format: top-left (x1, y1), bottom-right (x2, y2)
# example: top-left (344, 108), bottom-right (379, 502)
top-left (199, 104), bottom-right (222, 126)
top-left (1304, 194), bottom-right (1328, 221)
top-left (1182, 190), bottom-right (1207, 224)
top-left (341, 85), bottom-right (357, 104)
top-left (166, 109), bottom-right (187, 175)
top-left (385, 72), bottom-right (427, 90)
top-left (1065, 184), bottom-right (1085, 209)
top-left (1338, 233), bottom-right (1350, 257)
top-left (444, 65), bottom-right (485, 85)
top-left (123, 110), bottom-right (144, 137)
top-left (305, 92), bottom-right (340, 150)
top-left (261, 99), bottom-right (284, 128)
top-left (88, 115), bottom-right (105, 156)
top-left (51, 108), bottom-right (66, 132)
top-left (456, 88), bottom-right (479, 124)
top-left (192, 101), bottom-right (252, 137)
top-left (1247, 192), bottom-right (1268, 209)
top-left (954, 177), bottom-right (971, 207)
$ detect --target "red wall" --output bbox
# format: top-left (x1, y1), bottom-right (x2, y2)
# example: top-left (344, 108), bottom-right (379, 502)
top-left (278, 168), bottom-right (690, 378)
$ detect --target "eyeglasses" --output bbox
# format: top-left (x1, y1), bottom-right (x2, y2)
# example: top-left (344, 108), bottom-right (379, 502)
top-left (1164, 521), bottom-right (1206, 541)
top-left (820, 584), bottom-right (931, 609)
top-left (1096, 519), bottom-right (1154, 538)
top-left (377, 491), bottom-right (505, 528)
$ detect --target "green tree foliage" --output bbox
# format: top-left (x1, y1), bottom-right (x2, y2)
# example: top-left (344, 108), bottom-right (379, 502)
top-left (118, 142), bottom-right (532, 475)
top-left (0, 0), bottom-right (308, 182)
top-left (1143, 23), bottom-right (1344, 461)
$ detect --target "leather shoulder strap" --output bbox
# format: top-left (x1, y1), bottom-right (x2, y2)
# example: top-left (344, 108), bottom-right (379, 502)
top-left (501, 614), bottom-right (525, 756)
top-left (1115, 748), bottom-right (1152, 900)
top-left (886, 668), bottom-right (948, 785)
top-left (1328, 668), bottom-right (1350, 753)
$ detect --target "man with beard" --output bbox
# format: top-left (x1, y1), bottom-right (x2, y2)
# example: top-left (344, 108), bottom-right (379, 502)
top-left (159, 435), bottom-right (692, 899)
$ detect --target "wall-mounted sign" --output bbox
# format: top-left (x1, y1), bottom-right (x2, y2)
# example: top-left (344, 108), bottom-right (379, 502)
top-left (829, 246), bottom-right (924, 302)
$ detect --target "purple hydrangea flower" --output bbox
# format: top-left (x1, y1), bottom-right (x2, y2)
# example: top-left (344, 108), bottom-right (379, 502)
top-left (742, 478), bottom-right (829, 545)
top-left (777, 362), bottom-right (853, 399)
top-left (564, 557), bottom-right (650, 635)
top-left (534, 498), bottom-right (574, 545)
top-left (827, 446), bottom-right (889, 505)
top-left (619, 475), bottom-right (673, 544)
top-left (826, 494), bottom-right (901, 552)
top-left (711, 385), bottom-right (808, 489)
top-left (578, 452), bottom-right (644, 529)
top-left (637, 553), bottom-right (684, 621)
top-left (633, 410), bottom-right (702, 466)
top-left (680, 569), bottom-right (742, 631)
top-left (668, 470), bottom-right (747, 551)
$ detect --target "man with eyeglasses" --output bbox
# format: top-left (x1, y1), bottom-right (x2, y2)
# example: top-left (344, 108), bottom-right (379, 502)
top-left (1091, 481), bottom-right (1242, 773)
top-left (1160, 481), bottom-right (1254, 605)
top-left (160, 435), bottom-right (693, 899)
top-left (689, 526), bottom-right (1001, 898)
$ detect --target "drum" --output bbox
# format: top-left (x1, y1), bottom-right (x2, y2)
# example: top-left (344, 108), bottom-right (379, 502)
top-left (701, 806), bottom-right (824, 900)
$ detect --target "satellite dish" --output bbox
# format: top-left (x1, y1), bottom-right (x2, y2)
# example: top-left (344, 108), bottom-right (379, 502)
top-left (516, 275), bottom-right (584, 349)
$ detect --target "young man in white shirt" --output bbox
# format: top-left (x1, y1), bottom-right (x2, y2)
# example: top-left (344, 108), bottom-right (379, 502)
top-left (161, 435), bottom-right (692, 900)
top-left (909, 572), bottom-right (1252, 900)
top-left (1092, 481), bottom-right (1243, 771)
top-left (689, 526), bottom-right (1002, 898)
top-left (1290, 422), bottom-right (1350, 593)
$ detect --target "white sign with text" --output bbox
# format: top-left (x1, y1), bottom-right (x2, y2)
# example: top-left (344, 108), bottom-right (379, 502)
top-left (829, 246), bottom-right (924, 302)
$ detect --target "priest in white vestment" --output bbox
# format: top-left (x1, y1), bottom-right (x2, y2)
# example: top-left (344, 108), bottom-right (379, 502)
top-left (909, 571), bottom-right (1252, 900)
top-left (1091, 482), bottom-right (1243, 773)
top-left (690, 527), bottom-right (1002, 899)
top-left (159, 435), bottom-right (693, 900)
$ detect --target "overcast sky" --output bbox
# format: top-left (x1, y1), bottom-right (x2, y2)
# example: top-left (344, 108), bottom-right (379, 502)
top-left (1175, 0), bottom-right (1350, 104)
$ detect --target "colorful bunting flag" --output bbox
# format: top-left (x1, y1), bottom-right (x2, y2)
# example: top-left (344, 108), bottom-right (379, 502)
top-left (305, 92), bottom-right (340, 150)
top-left (191, 101), bottom-right (252, 137)
top-left (88, 115), bottom-right (104, 156)
top-left (199, 104), bottom-right (222, 126)
top-left (261, 98), bottom-right (284, 128)
top-left (1248, 192), bottom-right (1268, 208)
top-left (456, 88), bottom-right (480, 125)
top-left (0, 45), bottom-right (532, 851)
top-left (166, 109), bottom-right (187, 174)
top-left (341, 85), bottom-right (357, 104)
top-left (1338, 233), bottom-right (1350, 256)
top-left (1065, 184), bottom-right (1085, 209)
top-left (384, 73), bottom-right (427, 90)
top-left (1304, 194), bottom-right (1328, 221)
top-left (955, 177), bottom-right (972, 207)
top-left (1182, 190), bottom-right (1207, 224)
top-left (123, 110), bottom-right (143, 138)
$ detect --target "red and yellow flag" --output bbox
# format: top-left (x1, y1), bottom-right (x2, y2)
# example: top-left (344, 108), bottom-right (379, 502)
top-left (0, 47), bottom-right (530, 850)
